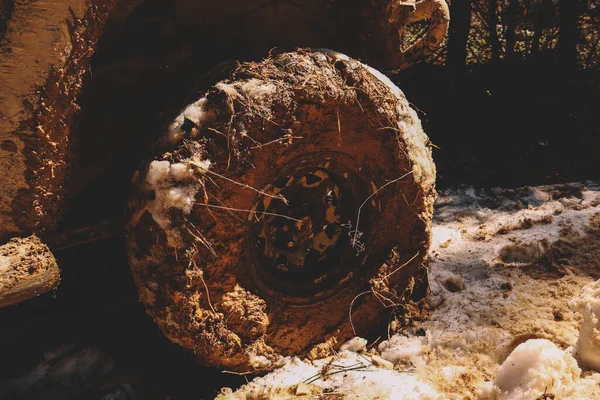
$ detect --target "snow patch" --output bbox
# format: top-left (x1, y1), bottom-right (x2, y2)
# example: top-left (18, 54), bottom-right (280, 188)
top-left (378, 335), bottom-right (426, 366)
top-left (240, 79), bottom-right (277, 99)
top-left (219, 350), bottom-right (441, 400)
top-left (216, 79), bottom-right (276, 101)
top-left (569, 279), bottom-right (600, 371)
top-left (339, 336), bottom-right (368, 353)
top-left (431, 226), bottom-right (462, 249)
top-left (145, 157), bottom-right (210, 247)
top-left (482, 339), bottom-right (581, 400)
top-left (248, 354), bottom-right (274, 370)
top-left (167, 97), bottom-right (214, 145)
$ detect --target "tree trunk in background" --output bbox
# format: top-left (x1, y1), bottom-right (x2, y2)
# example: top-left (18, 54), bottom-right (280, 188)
top-left (505, 0), bottom-right (519, 62)
top-left (447, 0), bottom-right (472, 72)
top-left (488, 0), bottom-right (500, 63)
top-left (531, 0), bottom-right (545, 55)
top-left (558, 0), bottom-right (579, 71)
top-left (586, 33), bottom-right (600, 68)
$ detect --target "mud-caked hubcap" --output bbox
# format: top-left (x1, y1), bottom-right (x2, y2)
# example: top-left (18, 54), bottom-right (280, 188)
top-left (246, 153), bottom-right (377, 303)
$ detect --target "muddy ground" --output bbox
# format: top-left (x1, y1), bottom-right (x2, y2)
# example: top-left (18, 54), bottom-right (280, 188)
top-left (2, 182), bottom-right (600, 399)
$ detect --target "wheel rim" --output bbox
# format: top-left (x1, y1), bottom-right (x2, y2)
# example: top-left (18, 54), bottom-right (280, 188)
top-left (245, 152), bottom-right (380, 304)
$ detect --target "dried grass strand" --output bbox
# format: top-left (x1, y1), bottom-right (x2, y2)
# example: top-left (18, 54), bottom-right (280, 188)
top-left (190, 160), bottom-right (288, 204)
top-left (196, 203), bottom-right (302, 222)
top-left (348, 290), bottom-right (372, 336)
top-left (352, 170), bottom-right (414, 249)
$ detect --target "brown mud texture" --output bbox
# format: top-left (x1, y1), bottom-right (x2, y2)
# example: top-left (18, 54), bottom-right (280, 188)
top-left (0, 235), bottom-right (60, 307)
top-left (0, 0), bottom-right (116, 242)
top-left (125, 50), bottom-right (436, 372)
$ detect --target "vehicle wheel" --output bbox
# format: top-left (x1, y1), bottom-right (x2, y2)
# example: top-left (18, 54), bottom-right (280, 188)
top-left (125, 50), bottom-right (436, 371)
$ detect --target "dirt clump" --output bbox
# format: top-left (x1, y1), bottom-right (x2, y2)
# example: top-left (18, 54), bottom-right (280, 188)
top-left (542, 212), bottom-right (600, 278)
top-left (0, 235), bottom-right (60, 307)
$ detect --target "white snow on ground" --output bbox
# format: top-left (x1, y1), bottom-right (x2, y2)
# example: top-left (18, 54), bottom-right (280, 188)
top-left (218, 351), bottom-right (442, 399)
top-left (479, 339), bottom-right (587, 399)
top-left (569, 279), bottom-right (600, 371)
top-left (219, 182), bottom-right (600, 399)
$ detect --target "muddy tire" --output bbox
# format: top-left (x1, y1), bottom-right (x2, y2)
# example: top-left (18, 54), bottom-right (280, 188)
top-left (126, 50), bottom-right (436, 371)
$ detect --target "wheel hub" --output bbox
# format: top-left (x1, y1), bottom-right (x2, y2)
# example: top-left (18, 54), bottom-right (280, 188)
top-left (245, 153), bottom-right (377, 303)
